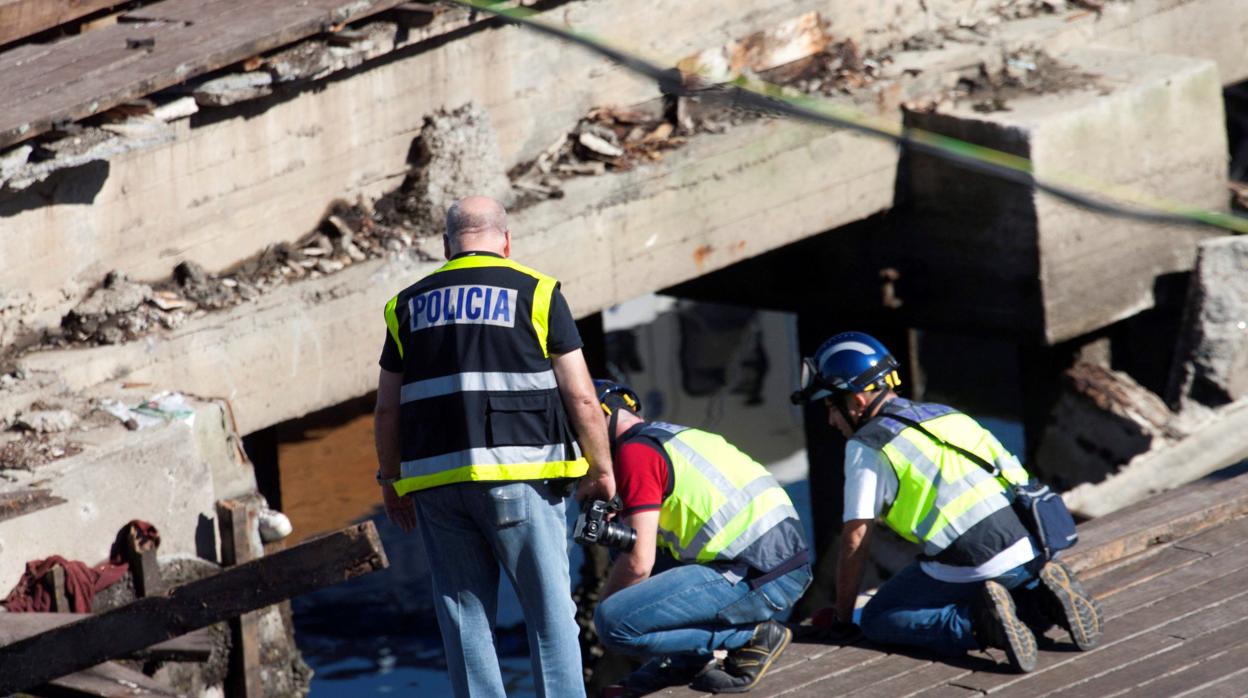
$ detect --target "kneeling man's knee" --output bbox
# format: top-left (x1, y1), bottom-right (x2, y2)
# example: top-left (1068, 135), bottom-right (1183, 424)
top-left (594, 597), bottom-right (637, 652)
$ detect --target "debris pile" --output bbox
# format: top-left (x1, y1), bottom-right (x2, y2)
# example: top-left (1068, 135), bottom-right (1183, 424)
top-left (50, 200), bottom-right (420, 348)
top-left (0, 434), bottom-right (82, 471)
top-left (511, 106), bottom-right (688, 200)
top-left (383, 102), bottom-right (513, 238)
top-left (765, 40), bottom-right (882, 96)
top-left (909, 49), bottom-right (1100, 114)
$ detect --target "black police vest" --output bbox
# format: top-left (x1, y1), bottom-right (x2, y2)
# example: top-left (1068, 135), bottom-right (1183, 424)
top-left (383, 253), bottom-right (587, 494)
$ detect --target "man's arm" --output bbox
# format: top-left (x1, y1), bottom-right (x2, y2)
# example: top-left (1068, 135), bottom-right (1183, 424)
top-left (600, 510), bottom-right (658, 599)
top-left (551, 348), bottom-right (615, 501)
top-left (375, 367), bottom-right (416, 532)
top-left (835, 518), bottom-right (874, 623)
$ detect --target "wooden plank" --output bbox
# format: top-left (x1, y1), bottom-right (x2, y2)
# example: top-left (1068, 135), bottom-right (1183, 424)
top-left (0, 521), bottom-right (388, 694)
top-left (1098, 548), bottom-right (1248, 620)
top-left (1083, 545), bottom-right (1206, 601)
top-left (0, 489), bottom-right (67, 523)
top-left (1062, 472), bottom-right (1248, 573)
top-left (785, 652), bottom-right (932, 697)
top-left (950, 556), bottom-right (1248, 694)
top-left (849, 661), bottom-right (973, 698)
top-left (33, 661), bottom-right (179, 698)
top-left (218, 499), bottom-right (263, 698)
top-left (0, 0), bottom-right (409, 150)
top-left (0, 614), bottom-right (211, 661)
top-left (983, 632), bottom-right (1182, 698)
top-left (0, 0), bottom-right (121, 47)
top-left (1172, 666), bottom-right (1248, 697)
top-left (1044, 619), bottom-right (1248, 697)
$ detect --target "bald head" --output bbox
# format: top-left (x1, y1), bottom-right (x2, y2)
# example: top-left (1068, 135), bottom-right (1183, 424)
top-left (444, 196), bottom-right (510, 257)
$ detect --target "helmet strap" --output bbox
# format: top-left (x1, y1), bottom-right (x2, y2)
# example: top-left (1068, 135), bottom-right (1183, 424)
top-left (607, 408), bottom-right (622, 452)
top-left (858, 389), bottom-right (892, 429)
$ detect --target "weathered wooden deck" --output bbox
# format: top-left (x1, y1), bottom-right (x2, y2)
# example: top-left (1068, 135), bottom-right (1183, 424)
top-left (650, 468), bottom-right (1248, 697)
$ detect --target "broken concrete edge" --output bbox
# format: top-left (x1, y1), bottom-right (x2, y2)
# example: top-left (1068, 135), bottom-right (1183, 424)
top-left (1062, 397), bottom-right (1248, 520)
top-left (1167, 235), bottom-right (1248, 410)
top-left (10, 116), bottom-right (896, 435)
top-left (0, 392), bottom-right (260, 593)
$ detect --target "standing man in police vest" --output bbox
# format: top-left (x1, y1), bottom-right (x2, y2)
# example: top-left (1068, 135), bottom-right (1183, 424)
top-left (792, 331), bottom-right (1103, 674)
top-left (591, 381), bottom-right (810, 695)
top-left (373, 196), bottom-right (615, 698)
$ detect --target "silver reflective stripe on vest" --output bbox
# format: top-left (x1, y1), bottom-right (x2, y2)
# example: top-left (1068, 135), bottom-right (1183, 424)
top-left (719, 503), bottom-right (801, 559)
top-left (400, 369), bottom-right (558, 403)
top-left (401, 443), bottom-right (569, 478)
top-left (887, 434), bottom-right (1007, 556)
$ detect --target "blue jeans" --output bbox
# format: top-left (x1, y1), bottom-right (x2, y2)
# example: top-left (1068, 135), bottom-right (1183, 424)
top-left (595, 562), bottom-right (812, 659)
top-left (858, 558), bottom-right (1044, 654)
top-left (413, 480), bottom-right (583, 698)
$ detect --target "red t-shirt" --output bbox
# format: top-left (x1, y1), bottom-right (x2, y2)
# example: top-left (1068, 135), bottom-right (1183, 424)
top-left (615, 439), bottom-right (671, 517)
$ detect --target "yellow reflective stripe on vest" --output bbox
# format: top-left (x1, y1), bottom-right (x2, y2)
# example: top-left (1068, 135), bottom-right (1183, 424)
top-left (647, 424), bottom-right (794, 564)
top-left (393, 459), bottom-right (588, 496)
top-left (429, 254), bottom-right (557, 357)
top-left (384, 294), bottom-right (404, 360)
top-left (400, 369), bottom-right (557, 403)
top-left (394, 443), bottom-right (587, 495)
top-left (531, 274), bottom-right (555, 358)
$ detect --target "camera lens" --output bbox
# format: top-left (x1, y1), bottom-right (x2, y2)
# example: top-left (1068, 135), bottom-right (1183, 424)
top-left (600, 521), bottom-right (637, 552)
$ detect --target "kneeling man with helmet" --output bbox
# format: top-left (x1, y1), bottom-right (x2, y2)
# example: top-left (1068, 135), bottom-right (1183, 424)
top-left (793, 331), bottom-right (1104, 673)
top-left (589, 380), bottom-right (811, 695)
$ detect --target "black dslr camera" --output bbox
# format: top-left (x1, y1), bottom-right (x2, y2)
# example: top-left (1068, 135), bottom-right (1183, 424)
top-left (573, 496), bottom-right (636, 552)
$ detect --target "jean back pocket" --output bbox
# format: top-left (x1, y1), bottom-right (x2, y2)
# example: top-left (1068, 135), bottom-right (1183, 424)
top-left (487, 483), bottom-right (530, 529)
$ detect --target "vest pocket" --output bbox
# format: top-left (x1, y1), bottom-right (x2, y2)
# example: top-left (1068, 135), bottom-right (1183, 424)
top-left (486, 393), bottom-right (553, 446)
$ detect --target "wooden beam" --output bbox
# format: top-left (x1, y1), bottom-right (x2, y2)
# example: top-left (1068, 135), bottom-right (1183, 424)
top-left (218, 499), bottom-right (263, 698)
top-left (0, 521), bottom-right (388, 694)
top-left (1064, 471), bottom-right (1248, 573)
top-left (0, 0), bottom-right (121, 47)
top-left (0, 613), bottom-right (212, 662)
top-left (0, 0), bottom-right (410, 150)
top-left (0, 489), bottom-right (67, 524)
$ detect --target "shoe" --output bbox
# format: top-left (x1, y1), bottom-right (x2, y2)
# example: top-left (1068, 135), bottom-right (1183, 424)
top-left (612, 654), bottom-right (714, 696)
top-left (690, 620), bottom-right (791, 694)
top-left (973, 581), bottom-right (1038, 673)
top-left (1037, 560), bottom-right (1104, 651)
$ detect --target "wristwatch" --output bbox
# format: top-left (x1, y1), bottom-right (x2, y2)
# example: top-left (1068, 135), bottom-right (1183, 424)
top-left (376, 470), bottom-right (399, 486)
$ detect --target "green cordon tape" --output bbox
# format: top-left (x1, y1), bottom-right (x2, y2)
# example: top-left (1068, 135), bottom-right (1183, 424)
top-left (449, 0), bottom-right (1248, 235)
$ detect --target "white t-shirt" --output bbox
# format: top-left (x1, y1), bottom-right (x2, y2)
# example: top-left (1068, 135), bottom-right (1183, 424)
top-left (843, 439), bottom-right (1036, 583)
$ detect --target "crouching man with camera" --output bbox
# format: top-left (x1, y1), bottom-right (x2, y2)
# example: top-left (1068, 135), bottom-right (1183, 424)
top-left (587, 381), bottom-right (811, 695)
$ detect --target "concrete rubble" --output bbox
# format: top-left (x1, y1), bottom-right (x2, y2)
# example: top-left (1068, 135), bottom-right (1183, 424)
top-left (1169, 236), bottom-right (1248, 408)
top-left (0, 0), bottom-right (1247, 690)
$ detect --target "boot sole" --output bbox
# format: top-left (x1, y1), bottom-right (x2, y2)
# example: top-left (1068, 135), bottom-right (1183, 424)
top-left (1039, 560), bottom-right (1104, 651)
top-left (712, 625), bottom-right (792, 694)
top-left (985, 581), bottom-right (1038, 673)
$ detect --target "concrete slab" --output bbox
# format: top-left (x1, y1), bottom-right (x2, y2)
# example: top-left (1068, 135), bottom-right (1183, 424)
top-left (14, 118), bottom-right (895, 434)
top-left (1169, 235), bottom-right (1248, 408)
top-left (0, 395), bottom-right (258, 593)
top-left (901, 48), bottom-right (1227, 343)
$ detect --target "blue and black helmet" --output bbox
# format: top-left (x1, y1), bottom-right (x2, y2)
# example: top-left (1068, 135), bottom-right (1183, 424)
top-left (594, 379), bottom-right (642, 416)
top-left (791, 331), bottom-right (901, 405)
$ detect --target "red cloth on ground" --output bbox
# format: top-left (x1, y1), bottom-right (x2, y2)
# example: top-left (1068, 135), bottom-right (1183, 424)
top-left (1, 519), bottom-right (159, 613)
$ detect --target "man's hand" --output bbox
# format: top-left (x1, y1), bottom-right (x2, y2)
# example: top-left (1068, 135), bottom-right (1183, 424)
top-left (382, 484), bottom-right (417, 533)
top-left (575, 467), bottom-right (616, 502)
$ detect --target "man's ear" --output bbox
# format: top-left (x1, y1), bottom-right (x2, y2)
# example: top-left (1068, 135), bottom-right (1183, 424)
top-left (442, 234), bottom-right (452, 260)
top-left (502, 228), bottom-right (512, 258)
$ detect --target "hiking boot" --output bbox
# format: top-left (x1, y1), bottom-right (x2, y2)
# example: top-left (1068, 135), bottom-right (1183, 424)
top-left (1037, 559), bottom-right (1104, 651)
top-left (691, 620), bottom-right (791, 694)
top-left (610, 654), bottom-right (714, 696)
top-left (973, 580), bottom-right (1038, 673)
